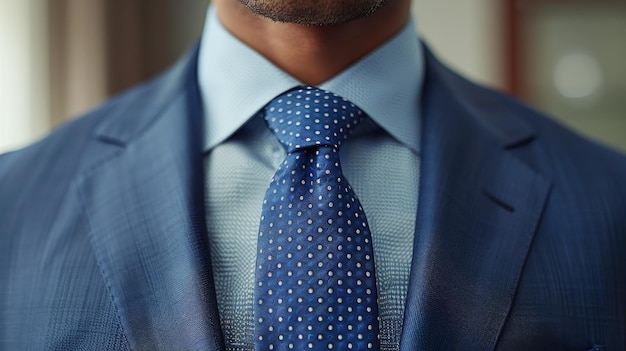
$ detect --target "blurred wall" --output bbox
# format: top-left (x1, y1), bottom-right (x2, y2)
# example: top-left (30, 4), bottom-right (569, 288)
top-left (0, 1), bottom-right (50, 153)
top-left (48, 0), bottom-right (207, 125)
top-left (104, 0), bottom-right (207, 95)
top-left (49, 0), bottom-right (108, 126)
top-left (412, 0), bottom-right (504, 89)
top-left (513, 1), bottom-right (626, 153)
top-left (0, 0), bottom-right (207, 153)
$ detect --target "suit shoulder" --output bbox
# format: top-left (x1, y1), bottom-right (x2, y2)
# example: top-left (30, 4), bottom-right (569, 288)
top-left (429, 51), bottom-right (625, 166)
top-left (0, 76), bottom-right (171, 208)
top-left (1, 89), bottom-right (123, 184)
top-left (0, 46), bottom-right (196, 229)
top-left (498, 90), bottom-right (626, 176)
top-left (0, 53), bottom-right (191, 184)
top-left (471, 82), bottom-right (626, 211)
top-left (451, 72), bottom-right (626, 175)
top-left (433, 58), bottom-right (626, 198)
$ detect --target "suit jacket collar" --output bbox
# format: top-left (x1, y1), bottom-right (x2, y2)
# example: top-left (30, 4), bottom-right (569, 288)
top-left (78, 44), bottom-right (550, 350)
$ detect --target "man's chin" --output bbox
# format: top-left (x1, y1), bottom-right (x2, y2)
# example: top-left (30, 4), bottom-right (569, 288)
top-left (238, 0), bottom-right (385, 26)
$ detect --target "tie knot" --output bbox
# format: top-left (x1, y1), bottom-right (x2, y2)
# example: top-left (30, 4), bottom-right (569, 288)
top-left (264, 86), bottom-right (365, 153)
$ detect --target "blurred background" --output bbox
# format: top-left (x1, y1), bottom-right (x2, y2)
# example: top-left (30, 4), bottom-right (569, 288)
top-left (1, 0), bottom-right (625, 153)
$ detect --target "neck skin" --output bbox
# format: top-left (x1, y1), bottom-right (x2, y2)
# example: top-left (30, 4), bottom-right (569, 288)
top-left (213, 0), bottom-right (412, 86)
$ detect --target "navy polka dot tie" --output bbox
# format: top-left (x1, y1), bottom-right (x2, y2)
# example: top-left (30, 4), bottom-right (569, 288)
top-left (254, 86), bottom-right (380, 350)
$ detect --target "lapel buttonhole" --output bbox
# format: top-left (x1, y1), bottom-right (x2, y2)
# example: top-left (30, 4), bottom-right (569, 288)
top-left (482, 188), bottom-right (515, 212)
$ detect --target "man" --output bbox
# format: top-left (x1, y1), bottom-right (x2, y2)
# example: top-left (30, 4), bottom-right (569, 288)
top-left (1, 0), bottom-right (625, 349)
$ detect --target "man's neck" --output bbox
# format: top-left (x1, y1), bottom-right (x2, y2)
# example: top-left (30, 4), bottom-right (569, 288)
top-left (213, 0), bottom-right (411, 86)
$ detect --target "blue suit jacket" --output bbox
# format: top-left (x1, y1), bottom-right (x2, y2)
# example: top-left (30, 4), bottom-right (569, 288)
top-left (1, 46), bottom-right (625, 350)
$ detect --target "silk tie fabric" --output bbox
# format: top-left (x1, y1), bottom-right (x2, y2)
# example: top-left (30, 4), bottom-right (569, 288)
top-left (254, 86), bottom-right (380, 350)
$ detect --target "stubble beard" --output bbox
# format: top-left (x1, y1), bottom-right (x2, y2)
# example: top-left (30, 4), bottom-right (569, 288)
top-left (237, 0), bottom-right (391, 26)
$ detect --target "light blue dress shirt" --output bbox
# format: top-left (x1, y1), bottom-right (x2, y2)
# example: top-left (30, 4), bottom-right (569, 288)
top-left (198, 6), bottom-right (424, 351)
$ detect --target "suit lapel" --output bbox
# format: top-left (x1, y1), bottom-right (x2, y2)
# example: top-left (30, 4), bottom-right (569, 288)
top-left (75, 49), bottom-right (224, 350)
top-left (399, 50), bottom-right (552, 350)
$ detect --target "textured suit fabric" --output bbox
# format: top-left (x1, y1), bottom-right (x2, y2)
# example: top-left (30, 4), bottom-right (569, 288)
top-left (1, 44), bottom-right (625, 350)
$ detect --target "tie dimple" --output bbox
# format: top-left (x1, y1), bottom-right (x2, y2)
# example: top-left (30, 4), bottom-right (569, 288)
top-left (254, 86), bottom-right (380, 351)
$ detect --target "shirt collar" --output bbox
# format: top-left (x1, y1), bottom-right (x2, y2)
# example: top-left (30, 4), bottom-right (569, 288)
top-left (198, 5), bottom-right (424, 153)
